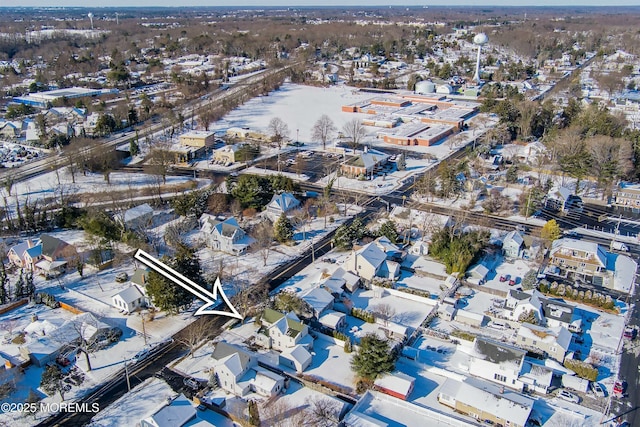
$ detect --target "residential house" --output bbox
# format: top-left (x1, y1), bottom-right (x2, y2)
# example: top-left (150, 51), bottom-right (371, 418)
top-left (8, 239), bottom-right (40, 269)
top-left (256, 309), bottom-right (313, 351)
top-left (319, 310), bottom-right (347, 331)
top-left (265, 192), bottom-right (300, 220)
top-left (211, 342), bottom-right (284, 397)
top-left (502, 289), bottom-right (544, 325)
top-left (437, 378), bottom-right (534, 427)
top-left (546, 186), bottom-right (583, 214)
top-left (44, 107), bottom-right (86, 124)
top-left (8, 235), bottom-right (78, 276)
top-left (140, 394), bottom-right (197, 427)
top-left (373, 236), bottom-right (405, 263)
top-left (454, 309), bottom-right (486, 327)
top-left (468, 337), bottom-right (526, 392)
top-left (300, 287), bottom-right (334, 318)
top-left (122, 204), bottom-right (154, 231)
top-left (199, 214), bottom-right (253, 255)
top-left (516, 323), bottom-right (571, 362)
top-left (466, 263), bottom-right (489, 285)
top-left (541, 298), bottom-right (581, 332)
top-left (20, 313), bottom-right (112, 367)
top-left (112, 284), bottom-right (146, 314)
top-left (340, 151), bottom-right (389, 179)
top-left (519, 360), bottom-right (554, 394)
top-left (279, 344), bottom-right (312, 373)
top-left (548, 238), bottom-right (609, 287)
top-left (612, 182), bottom-right (640, 212)
top-left (0, 121), bottom-right (21, 139)
top-left (502, 230), bottom-right (525, 258)
top-left (344, 241), bottom-right (400, 282)
top-left (321, 267), bottom-right (360, 294)
top-left (374, 371), bottom-right (415, 400)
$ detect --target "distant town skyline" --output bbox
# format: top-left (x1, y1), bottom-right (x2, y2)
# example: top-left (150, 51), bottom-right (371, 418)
top-left (2, 1), bottom-right (639, 8)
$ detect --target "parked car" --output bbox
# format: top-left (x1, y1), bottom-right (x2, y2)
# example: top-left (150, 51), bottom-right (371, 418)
top-left (614, 380), bottom-right (626, 397)
top-left (499, 274), bottom-right (510, 282)
top-left (591, 382), bottom-right (606, 398)
top-left (558, 390), bottom-right (580, 404)
top-left (509, 277), bottom-right (517, 286)
top-left (183, 377), bottom-right (200, 390)
top-left (115, 272), bottom-right (129, 283)
top-left (623, 326), bottom-right (636, 340)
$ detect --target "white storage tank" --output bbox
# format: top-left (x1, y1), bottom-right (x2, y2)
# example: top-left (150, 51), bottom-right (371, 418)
top-left (415, 80), bottom-right (436, 94)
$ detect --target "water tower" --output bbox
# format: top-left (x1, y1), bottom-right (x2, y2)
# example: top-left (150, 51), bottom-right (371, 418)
top-left (472, 33), bottom-right (488, 85)
top-left (88, 12), bottom-right (94, 30)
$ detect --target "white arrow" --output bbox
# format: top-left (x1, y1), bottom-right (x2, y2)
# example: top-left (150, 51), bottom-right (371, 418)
top-left (134, 249), bottom-right (242, 320)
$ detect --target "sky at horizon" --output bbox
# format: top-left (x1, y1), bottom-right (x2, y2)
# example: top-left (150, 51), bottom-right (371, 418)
top-left (2, 1), bottom-right (639, 8)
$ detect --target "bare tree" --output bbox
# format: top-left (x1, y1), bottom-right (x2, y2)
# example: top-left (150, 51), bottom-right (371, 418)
top-left (252, 220), bottom-right (274, 267)
top-left (342, 118), bottom-right (367, 153)
top-left (371, 303), bottom-right (396, 326)
top-left (176, 317), bottom-right (211, 358)
top-left (145, 141), bottom-right (175, 185)
top-left (312, 114), bottom-right (337, 150)
top-left (305, 396), bottom-right (342, 427)
top-left (268, 117), bottom-right (290, 147)
top-left (260, 398), bottom-right (307, 427)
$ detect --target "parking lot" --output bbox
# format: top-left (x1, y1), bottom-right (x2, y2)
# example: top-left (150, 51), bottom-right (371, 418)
top-left (255, 148), bottom-right (344, 182)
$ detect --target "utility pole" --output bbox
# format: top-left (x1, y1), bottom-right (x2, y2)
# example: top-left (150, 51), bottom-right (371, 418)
top-left (140, 311), bottom-right (148, 346)
top-left (124, 358), bottom-right (131, 392)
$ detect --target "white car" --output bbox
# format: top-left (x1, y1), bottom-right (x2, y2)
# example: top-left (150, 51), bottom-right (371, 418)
top-left (558, 390), bottom-right (580, 404)
top-left (591, 382), bottom-right (606, 398)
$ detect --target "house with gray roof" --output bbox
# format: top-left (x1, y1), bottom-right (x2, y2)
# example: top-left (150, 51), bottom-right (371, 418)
top-left (200, 214), bottom-right (254, 255)
top-left (8, 235), bottom-right (77, 276)
top-left (122, 203), bottom-right (154, 231)
top-left (140, 394), bottom-right (196, 427)
top-left (344, 241), bottom-right (400, 282)
top-left (340, 150), bottom-right (388, 179)
top-left (112, 284), bottom-right (146, 314)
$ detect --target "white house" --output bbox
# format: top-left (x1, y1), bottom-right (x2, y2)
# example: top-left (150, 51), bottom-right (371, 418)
top-left (212, 341), bottom-right (285, 398)
top-left (111, 284), bottom-right (146, 314)
top-left (322, 267), bottom-right (360, 293)
top-left (468, 337), bottom-right (526, 392)
top-left (503, 289), bottom-right (544, 325)
top-left (279, 344), bottom-right (312, 373)
top-left (199, 214), bottom-right (254, 255)
top-left (257, 309), bottom-right (313, 351)
top-left (503, 230), bottom-right (525, 258)
top-left (265, 192), bottom-right (300, 220)
top-left (319, 310), bottom-right (347, 331)
top-left (519, 360), bottom-right (554, 394)
top-left (300, 287), bottom-right (334, 318)
top-left (344, 242), bottom-right (400, 282)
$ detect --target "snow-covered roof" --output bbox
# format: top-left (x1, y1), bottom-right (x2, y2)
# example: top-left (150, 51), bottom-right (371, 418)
top-left (331, 267), bottom-right (360, 289)
top-left (467, 263), bottom-right (489, 279)
top-left (252, 368), bottom-right (284, 392)
top-left (319, 310), bottom-right (346, 329)
top-left (300, 287), bottom-right (333, 314)
top-left (142, 393), bottom-right (195, 427)
top-left (503, 230), bottom-right (524, 247)
top-left (24, 319), bottom-right (61, 336)
top-left (354, 242), bottom-right (387, 270)
top-left (212, 342), bottom-right (254, 376)
top-left (517, 324), bottom-right (572, 351)
top-left (34, 259), bottom-right (66, 271)
top-left (611, 253), bottom-right (637, 292)
top-left (442, 378), bottom-right (534, 426)
top-left (281, 344), bottom-right (312, 367)
top-left (112, 284), bottom-right (144, 304)
top-left (267, 192), bottom-right (300, 213)
top-left (124, 203), bottom-right (154, 224)
top-left (374, 371), bottom-right (415, 397)
top-left (550, 238), bottom-right (607, 267)
top-left (541, 298), bottom-right (574, 324)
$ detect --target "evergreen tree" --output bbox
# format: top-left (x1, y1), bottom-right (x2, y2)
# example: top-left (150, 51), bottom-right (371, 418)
top-left (377, 220), bottom-right (399, 244)
top-left (350, 333), bottom-right (396, 380)
top-left (273, 213), bottom-right (294, 243)
top-left (40, 364), bottom-right (70, 401)
top-left (248, 400), bottom-right (261, 426)
top-left (145, 244), bottom-right (200, 314)
top-left (0, 262), bottom-right (8, 304)
top-left (13, 269), bottom-right (25, 300)
top-left (130, 139), bottom-right (140, 157)
top-left (332, 217), bottom-right (367, 250)
top-left (24, 270), bottom-right (35, 298)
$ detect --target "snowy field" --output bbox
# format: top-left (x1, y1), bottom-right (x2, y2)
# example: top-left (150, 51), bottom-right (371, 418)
top-left (4, 168), bottom-right (202, 215)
